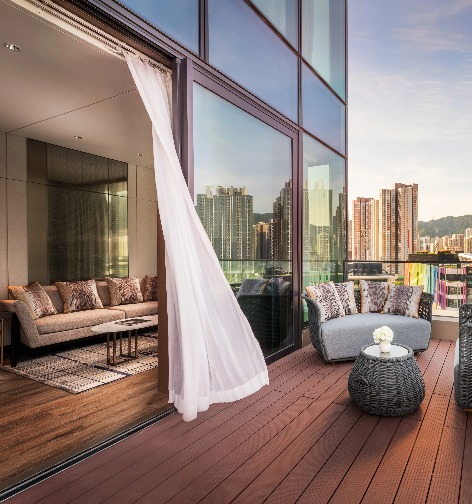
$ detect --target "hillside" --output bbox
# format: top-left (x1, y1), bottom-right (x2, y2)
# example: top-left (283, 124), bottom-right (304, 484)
top-left (419, 215), bottom-right (472, 237)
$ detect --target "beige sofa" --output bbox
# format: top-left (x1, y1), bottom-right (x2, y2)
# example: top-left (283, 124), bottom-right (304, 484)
top-left (0, 279), bottom-right (157, 366)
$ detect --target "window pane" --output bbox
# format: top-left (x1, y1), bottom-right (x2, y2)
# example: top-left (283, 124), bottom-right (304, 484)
top-left (302, 0), bottom-right (346, 99)
top-left (209, 0), bottom-right (298, 122)
top-left (194, 83), bottom-right (294, 355)
top-left (303, 133), bottom-right (345, 321)
top-left (118, 0), bottom-right (199, 53)
top-left (302, 63), bottom-right (345, 154)
top-left (250, 0), bottom-right (299, 48)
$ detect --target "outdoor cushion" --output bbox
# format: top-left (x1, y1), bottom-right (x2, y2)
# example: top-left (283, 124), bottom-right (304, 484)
top-left (108, 301), bottom-right (158, 318)
top-left (306, 282), bottom-right (345, 323)
top-left (35, 308), bottom-right (123, 335)
top-left (383, 285), bottom-right (423, 318)
top-left (334, 281), bottom-right (357, 315)
top-left (359, 280), bottom-right (389, 313)
top-left (320, 312), bottom-right (431, 361)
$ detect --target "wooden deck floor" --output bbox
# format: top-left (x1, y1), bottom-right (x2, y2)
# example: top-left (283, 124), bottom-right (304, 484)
top-left (6, 339), bottom-right (470, 504)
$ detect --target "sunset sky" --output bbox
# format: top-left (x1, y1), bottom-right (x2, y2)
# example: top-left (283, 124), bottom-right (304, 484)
top-left (348, 0), bottom-right (472, 221)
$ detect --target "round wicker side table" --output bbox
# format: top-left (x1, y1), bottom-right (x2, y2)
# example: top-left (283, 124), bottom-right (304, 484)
top-left (348, 344), bottom-right (425, 416)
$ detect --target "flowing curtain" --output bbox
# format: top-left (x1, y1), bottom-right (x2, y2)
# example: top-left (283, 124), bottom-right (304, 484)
top-left (125, 54), bottom-right (269, 421)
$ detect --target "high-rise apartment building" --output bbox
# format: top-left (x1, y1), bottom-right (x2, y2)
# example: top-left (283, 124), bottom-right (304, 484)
top-left (196, 186), bottom-right (253, 260)
top-left (352, 197), bottom-right (379, 260)
top-left (378, 183), bottom-right (419, 263)
top-left (396, 183), bottom-right (419, 260)
top-left (379, 188), bottom-right (397, 263)
top-left (272, 181), bottom-right (292, 261)
top-left (253, 222), bottom-right (271, 260)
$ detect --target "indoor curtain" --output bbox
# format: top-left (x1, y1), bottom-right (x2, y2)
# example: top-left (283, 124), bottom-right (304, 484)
top-left (125, 53), bottom-right (269, 421)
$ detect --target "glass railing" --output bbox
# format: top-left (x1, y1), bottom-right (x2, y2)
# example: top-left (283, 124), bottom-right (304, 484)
top-left (218, 259), bottom-right (292, 289)
top-left (344, 260), bottom-right (472, 318)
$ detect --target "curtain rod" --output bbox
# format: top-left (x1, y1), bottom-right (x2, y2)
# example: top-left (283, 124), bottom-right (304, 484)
top-left (4, 0), bottom-right (172, 74)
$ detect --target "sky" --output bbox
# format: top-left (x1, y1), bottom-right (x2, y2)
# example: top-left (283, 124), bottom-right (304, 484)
top-left (348, 0), bottom-right (472, 222)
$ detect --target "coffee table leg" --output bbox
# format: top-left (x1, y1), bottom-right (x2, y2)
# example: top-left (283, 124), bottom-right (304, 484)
top-left (135, 328), bottom-right (138, 359)
top-left (120, 331), bottom-right (123, 356)
top-left (128, 330), bottom-right (132, 357)
top-left (107, 333), bottom-right (110, 365)
top-left (113, 333), bottom-right (117, 366)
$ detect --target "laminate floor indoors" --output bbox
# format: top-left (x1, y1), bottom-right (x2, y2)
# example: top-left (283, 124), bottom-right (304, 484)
top-left (0, 347), bottom-right (169, 492)
top-left (4, 338), bottom-right (470, 504)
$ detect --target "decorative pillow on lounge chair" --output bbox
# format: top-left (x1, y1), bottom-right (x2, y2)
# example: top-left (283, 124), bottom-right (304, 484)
top-left (334, 281), bottom-right (358, 315)
top-left (8, 282), bottom-right (57, 319)
top-left (305, 281), bottom-right (345, 323)
top-left (143, 275), bottom-right (158, 301)
top-left (106, 277), bottom-right (143, 306)
top-left (382, 285), bottom-right (423, 318)
top-left (55, 280), bottom-right (104, 314)
top-left (359, 280), bottom-right (389, 313)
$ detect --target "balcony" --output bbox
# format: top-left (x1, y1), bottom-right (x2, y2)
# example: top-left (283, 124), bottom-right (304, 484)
top-left (6, 339), bottom-right (469, 504)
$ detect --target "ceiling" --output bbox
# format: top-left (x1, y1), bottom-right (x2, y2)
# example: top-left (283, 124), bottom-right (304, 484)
top-left (0, 0), bottom-right (154, 167)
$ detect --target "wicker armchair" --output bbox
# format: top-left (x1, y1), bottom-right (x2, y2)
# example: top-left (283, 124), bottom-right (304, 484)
top-left (302, 290), bottom-right (433, 362)
top-left (455, 304), bottom-right (472, 409)
top-left (237, 278), bottom-right (292, 351)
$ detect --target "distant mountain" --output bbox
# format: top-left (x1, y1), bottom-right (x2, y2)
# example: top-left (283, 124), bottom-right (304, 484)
top-left (419, 215), bottom-right (472, 237)
top-left (254, 212), bottom-right (273, 224)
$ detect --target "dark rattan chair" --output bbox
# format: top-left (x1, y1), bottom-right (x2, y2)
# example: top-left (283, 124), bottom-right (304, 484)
top-left (455, 304), bottom-right (472, 409)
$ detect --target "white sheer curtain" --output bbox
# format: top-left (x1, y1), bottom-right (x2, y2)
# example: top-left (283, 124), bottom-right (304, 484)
top-left (125, 54), bottom-right (269, 421)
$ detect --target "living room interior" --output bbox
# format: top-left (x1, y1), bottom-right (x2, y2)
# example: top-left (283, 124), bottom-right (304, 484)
top-left (0, 0), bottom-right (172, 490)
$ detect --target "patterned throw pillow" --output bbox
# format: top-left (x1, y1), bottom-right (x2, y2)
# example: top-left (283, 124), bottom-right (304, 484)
top-left (305, 281), bottom-right (345, 323)
top-left (143, 275), bottom-right (158, 301)
top-left (8, 282), bottom-right (57, 320)
top-left (106, 277), bottom-right (143, 306)
top-left (359, 280), bottom-right (389, 313)
top-left (55, 280), bottom-right (104, 314)
top-left (383, 285), bottom-right (424, 318)
top-left (334, 282), bottom-right (358, 315)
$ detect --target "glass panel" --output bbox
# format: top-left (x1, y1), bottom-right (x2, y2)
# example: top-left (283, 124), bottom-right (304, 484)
top-left (118, 0), bottom-right (199, 53)
top-left (250, 0), bottom-right (299, 48)
top-left (108, 194), bottom-right (128, 277)
top-left (209, 0), bottom-right (298, 122)
top-left (303, 133), bottom-right (346, 319)
top-left (302, 0), bottom-right (346, 99)
top-left (194, 83), bottom-right (294, 355)
top-left (302, 63), bottom-right (345, 154)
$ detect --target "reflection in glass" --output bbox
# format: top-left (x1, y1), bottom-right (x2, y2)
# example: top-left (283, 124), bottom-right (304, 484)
top-left (47, 145), bottom-right (128, 282)
top-left (302, 0), bottom-right (346, 99)
top-left (303, 133), bottom-right (345, 309)
top-left (302, 63), bottom-right (345, 154)
top-left (209, 0), bottom-right (298, 122)
top-left (118, 0), bottom-right (199, 53)
top-left (193, 83), bottom-right (293, 355)
top-left (250, 0), bottom-right (299, 48)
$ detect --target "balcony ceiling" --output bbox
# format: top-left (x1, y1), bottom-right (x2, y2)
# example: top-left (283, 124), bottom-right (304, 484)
top-left (0, 0), bottom-right (154, 167)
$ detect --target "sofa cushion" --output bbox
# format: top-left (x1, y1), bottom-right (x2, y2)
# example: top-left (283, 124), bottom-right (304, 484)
top-left (35, 308), bottom-right (124, 335)
top-left (383, 285), bottom-right (423, 318)
top-left (306, 282), bottom-right (345, 323)
top-left (320, 312), bottom-right (431, 361)
top-left (55, 280), bottom-right (104, 313)
top-left (96, 281), bottom-right (111, 307)
top-left (143, 275), bottom-right (158, 301)
top-left (334, 281), bottom-right (357, 315)
top-left (106, 277), bottom-right (144, 306)
top-left (237, 278), bottom-right (269, 297)
top-left (360, 280), bottom-right (389, 313)
top-left (108, 301), bottom-right (158, 318)
top-left (8, 282), bottom-right (57, 320)
top-left (42, 285), bottom-right (64, 313)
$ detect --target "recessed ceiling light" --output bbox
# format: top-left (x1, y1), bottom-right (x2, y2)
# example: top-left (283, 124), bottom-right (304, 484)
top-left (3, 42), bottom-right (21, 51)
top-left (138, 153), bottom-right (143, 157)
top-left (74, 135), bottom-right (83, 139)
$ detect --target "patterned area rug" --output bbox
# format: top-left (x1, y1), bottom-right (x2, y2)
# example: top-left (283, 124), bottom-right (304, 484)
top-left (7, 332), bottom-right (158, 394)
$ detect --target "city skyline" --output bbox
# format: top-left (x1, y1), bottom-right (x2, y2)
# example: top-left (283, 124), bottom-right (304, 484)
top-left (349, 0), bottom-right (472, 222)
